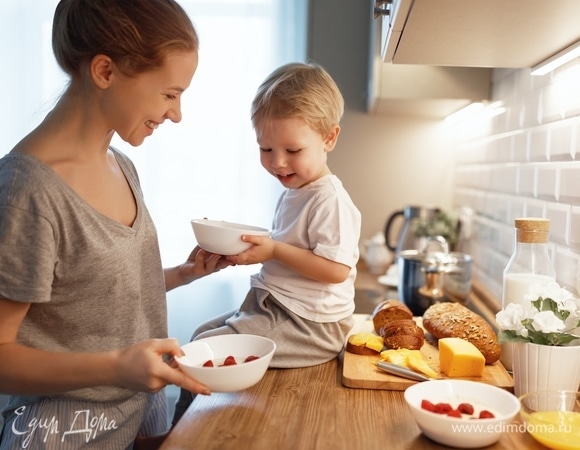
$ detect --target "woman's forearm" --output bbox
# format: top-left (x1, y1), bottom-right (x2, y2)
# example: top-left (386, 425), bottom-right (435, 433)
top-left (0, 343), bottom-right (118, 395)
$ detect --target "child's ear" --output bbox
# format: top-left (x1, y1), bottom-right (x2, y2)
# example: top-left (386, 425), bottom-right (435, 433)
top-left (324, 125), bottom-right (341, 152)
top-left (90, 54), bottom-right (115, 89)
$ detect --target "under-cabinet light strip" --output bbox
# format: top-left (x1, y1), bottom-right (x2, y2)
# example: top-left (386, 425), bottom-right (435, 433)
top-left (531, 40), bottom-right (580, 76)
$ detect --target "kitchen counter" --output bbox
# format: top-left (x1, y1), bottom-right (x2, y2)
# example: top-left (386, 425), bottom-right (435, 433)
top-left (160, 355), bottom-right (541, 450)
top-left (160, 264), bottom-right (519, 449)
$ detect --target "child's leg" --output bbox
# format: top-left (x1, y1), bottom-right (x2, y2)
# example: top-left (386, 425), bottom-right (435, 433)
top-left (222, 288), bottom-right (354, 368)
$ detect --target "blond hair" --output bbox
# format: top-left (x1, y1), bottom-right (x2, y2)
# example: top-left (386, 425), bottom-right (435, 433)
top-left (52, 0), bottom-right (199, 79)
top-left (251, 62), bottom-right (344, 136)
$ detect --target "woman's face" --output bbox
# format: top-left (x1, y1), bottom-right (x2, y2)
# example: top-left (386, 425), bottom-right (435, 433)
top-left (256, 117), bottom-right (339, 189)
top-left (104, 50), bottom-right (199, 146)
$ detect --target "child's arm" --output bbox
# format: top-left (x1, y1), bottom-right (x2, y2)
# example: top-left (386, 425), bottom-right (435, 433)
top-left (227, 235), bottom-right (350, 284)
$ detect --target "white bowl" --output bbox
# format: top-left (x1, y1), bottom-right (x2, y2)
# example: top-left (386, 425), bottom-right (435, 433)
top-left (404, 380), bottom-right (519, 448)
top-left (175, 334), bottom-right (276, 392)
top-left (190, 219), bottom-right (270, 255)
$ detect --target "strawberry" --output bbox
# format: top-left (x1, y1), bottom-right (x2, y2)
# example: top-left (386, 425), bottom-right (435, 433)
top-left (222, 355), bottom-right (237, 366)
top-left (434, 402), bottom-right (453, 414)
top-left (479, 410), bottom-right (495, 419)
top-left (447, 409), bottom-right (462, 418)
top-left (421, 399), bottom-right (437, 412)
top-left (457, 403), bottom-right (474, 415)
top-left (202, 359), bottom-right (214, 367)
top-left (244, 355), bottom-right (260, 362)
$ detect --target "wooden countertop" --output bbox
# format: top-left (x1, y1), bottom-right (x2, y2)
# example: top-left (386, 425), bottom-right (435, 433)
top-left (160, 355), bottom-right (542, 450)
top-left (160, 264), bottom-right (521, 450)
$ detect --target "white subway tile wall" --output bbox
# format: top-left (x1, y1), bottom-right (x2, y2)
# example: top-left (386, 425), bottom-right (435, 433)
top-left (452, 61), bottom-right (580, 302)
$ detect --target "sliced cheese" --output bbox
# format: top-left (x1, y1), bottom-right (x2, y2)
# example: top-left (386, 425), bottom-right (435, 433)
top-left (365, 335), bottom-right (385, 353)
top-left (379, 349), bottom-right (437, 378)
top-left (348, 332), bottom-right (384, 352)
top-left (349, 332), bottom-right (375, 346)
top-left (407, 353), bottom-right (438, 379)
top-left (380, 348), bottom-right (421, 366)
top-left (438, 337), bottom-right (485, 377)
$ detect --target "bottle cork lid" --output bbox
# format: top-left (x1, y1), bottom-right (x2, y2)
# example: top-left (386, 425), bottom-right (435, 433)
top-left (514, 218), bottom-right (550, 243)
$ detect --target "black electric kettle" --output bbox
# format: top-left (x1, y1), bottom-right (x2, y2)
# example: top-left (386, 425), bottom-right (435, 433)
top-left (384, 205), bottom-right (440, 255)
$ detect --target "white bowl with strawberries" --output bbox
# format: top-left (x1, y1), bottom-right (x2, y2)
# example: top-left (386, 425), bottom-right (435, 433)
top-left (404, 379), bottom-right (519, 448)
top-left (175, 334), bottom-right (276, 392)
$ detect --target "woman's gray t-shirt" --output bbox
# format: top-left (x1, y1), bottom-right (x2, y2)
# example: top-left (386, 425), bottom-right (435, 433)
top-left (0, 149), bottom-right (167, 404)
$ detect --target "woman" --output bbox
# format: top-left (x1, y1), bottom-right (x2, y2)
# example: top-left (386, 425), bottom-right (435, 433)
top-left (0, 0), bottom-right (227, 447)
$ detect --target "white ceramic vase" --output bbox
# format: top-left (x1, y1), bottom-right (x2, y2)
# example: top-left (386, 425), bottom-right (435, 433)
top-left (512, 342), bottom-right (580, 397)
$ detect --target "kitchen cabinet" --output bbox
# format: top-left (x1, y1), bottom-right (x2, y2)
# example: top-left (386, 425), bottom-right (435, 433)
top-left (369, 2), bottom-right (491, 117)
top-left (309, 0), bottom-right (580, 116)
top-left (380, 0), bottom-right (580, 68)
top-left (308, 0), bottom-right (491, 117)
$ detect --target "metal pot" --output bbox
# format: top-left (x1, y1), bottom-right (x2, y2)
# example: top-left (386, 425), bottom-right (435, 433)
top-left (397, 236), bottom-right (472, 316)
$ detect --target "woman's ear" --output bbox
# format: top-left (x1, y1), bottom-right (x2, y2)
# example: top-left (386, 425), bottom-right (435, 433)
top-left (90, 54), bottom-right (115, 89)
top-left (324, 125), bottom-right (341, 152)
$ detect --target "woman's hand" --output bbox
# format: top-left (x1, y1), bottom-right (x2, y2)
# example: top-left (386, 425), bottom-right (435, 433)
top-left (113, 338), bottom-right (211, 395)
top-left (165, 246), bottom-right (233, 291)
top-left (183, 245), bottom-right (232, 278)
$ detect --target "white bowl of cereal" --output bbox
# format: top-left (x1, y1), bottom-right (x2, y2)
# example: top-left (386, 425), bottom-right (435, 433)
top-left (175, 334), bottom-right (276, 392)
top-left (404, 379), bottom-right (519, 448)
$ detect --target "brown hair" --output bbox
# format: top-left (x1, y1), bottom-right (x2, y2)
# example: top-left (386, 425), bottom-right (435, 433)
top-left (52, 0), bottom-right (199, 78)
top-left (251, 62), bottom-right (344, 136)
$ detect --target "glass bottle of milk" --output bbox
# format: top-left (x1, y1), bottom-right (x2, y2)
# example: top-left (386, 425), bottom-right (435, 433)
top-left (500, 218), bottom-right (556, 371)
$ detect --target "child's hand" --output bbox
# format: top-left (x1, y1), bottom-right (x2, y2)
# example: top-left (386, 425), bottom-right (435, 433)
top-left (226, 234), bottom-right (274, 265)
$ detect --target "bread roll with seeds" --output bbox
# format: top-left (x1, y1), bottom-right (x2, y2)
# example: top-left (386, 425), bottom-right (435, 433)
top-left (422, 302), bottom-right (501, 364)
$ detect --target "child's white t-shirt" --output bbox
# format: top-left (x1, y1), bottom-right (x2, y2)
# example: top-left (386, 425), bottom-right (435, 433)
top-left (250, 174), bottom-right (361, 322)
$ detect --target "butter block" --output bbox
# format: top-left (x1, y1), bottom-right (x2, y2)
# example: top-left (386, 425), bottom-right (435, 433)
top-left (438, 337), bottom-right (485, 377)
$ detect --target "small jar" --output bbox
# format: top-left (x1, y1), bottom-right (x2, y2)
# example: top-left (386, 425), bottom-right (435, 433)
top-left (500, 218), bottom-right (556, 371)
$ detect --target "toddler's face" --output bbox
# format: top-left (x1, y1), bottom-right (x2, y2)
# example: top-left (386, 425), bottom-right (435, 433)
top-left (256, 117), bottom-right (339, 189)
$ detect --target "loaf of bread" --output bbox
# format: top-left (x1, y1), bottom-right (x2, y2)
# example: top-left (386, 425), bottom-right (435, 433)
top-left (372, 300), bottom-right (413, 334)
top-left (379, 319), bottom-right (425, 350)
top-left (422, 302), bottom-right (501, 364)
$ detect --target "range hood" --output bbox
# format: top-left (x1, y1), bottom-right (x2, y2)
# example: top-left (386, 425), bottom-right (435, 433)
top-left (381, 0), bottom-right (580, 68)
top-left (307, 0), bottom-right (580, 117)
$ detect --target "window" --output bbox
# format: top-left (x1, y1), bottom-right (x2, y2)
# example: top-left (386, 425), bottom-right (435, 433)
top-left (1, 0), bottom-right (307, 345)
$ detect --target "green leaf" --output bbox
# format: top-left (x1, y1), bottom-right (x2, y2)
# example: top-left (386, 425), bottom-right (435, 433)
top-left (497, 330), bottom-right (529, 343)
top-left (531, 297), bottom-right (543, 311)
top-left (542, 297), bottom-right (557, 312)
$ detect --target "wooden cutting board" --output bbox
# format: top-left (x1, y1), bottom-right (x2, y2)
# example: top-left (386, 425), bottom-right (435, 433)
top-left (341, 315), bottom-right (514, 391)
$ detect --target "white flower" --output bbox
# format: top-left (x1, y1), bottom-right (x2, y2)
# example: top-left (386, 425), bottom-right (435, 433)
top-left (496, 281), bottom-right (580, 346)
top-left (560, 298), bottom-right (580, 316)
top-left (526, 281), bottom-right (573, 303)
top-left (531, 311), bottom-right (566, 334)
top-left (496, 303), bottom-right (531, 337)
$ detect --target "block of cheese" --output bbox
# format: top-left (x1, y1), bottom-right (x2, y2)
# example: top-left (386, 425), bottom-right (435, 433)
top-left (438, 337), bottom-right (485, 377)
